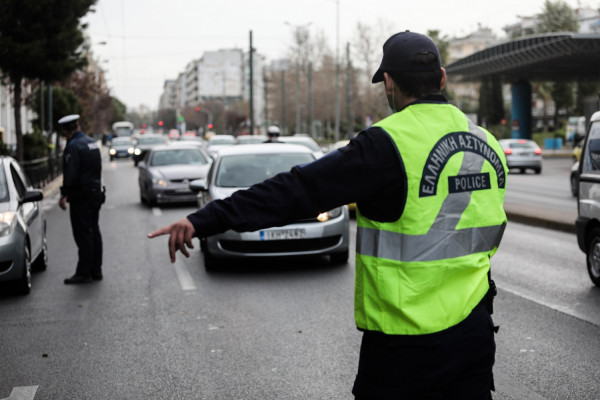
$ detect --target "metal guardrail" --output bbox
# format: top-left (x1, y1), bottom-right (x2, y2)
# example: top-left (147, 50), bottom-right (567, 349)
top-left (21, 156), bottom-right (62, 189)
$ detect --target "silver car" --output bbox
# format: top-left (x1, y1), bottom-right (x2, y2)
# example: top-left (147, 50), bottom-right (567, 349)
top-left (576, 111), bottom-right (600, 286)
top-left (138, 144), bottom-right (212, 206)
top-left (0, 156), bottom-right (48, 295)
top-left (498, 138), bottom-right (543, 174)
top-left (190, 143), bottom-right (350, 270)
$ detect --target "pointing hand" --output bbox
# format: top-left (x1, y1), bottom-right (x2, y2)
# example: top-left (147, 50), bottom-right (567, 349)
top-left (148, 217), bottom-right (195, 263)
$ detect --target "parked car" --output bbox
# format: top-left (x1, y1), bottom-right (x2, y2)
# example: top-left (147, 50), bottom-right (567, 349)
top-left (131, 134), bottom-right (168, 166)
top-left (108, 136), bottom-right (134, 161)
top-left (138, 144), bottom-right (212, 206)
top-left (575, 111), bottom-right (600, 286)
top-left (279, 135), bottom-right (324, 158)
top-left (571, 161), bottom-right (580, 197)
top-left (566, 116), bottom-right (586, 143)
top-left (498, 138), bottom-right (543, 174)
top-left (206, 134), bottom-right (236, 158)
top-left (189, 143), bottom-right (350, 270)
top-left (0, 156), bottom-right (47, 295)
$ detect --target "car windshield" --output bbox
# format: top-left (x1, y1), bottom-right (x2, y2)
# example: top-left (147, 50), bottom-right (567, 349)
top-left (150, 149), bottom-right (210, 166)
top-left (507, 141), bottom-right (537, 149)
top-left (216, 152), bottom-right (314, 187)
top-left (112, 138), bottom-right (131, 145)
top-left (280, 137), bottom-right (320, 152)
top-left (209, 136), bottom-right (235, 146)
top-left (0, 168), bottom-right (8, 203)
top-left (137, 136), bottom-right (166, 145)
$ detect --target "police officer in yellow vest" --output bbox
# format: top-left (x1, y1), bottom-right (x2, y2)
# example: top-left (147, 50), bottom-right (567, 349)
top-left (149, 31), bottom-right (507, 399)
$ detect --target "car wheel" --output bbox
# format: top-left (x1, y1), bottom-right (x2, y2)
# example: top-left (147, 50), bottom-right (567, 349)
top-left (586, 228), bottom-right (600, 287)
top-left (16, 247), bottom-right (32, 295)
top-left (519, 168), bottom-right (525, 174)
top-left (571, 173), bottom-right (579, 197)
top-left (330, 249), bottom-right (349, 265)
top-left (32, 229), bottom-right (48, 272)
top-left (534, 167), bottom-right (541, 174)
top-left (110, 156), bottom-right (114, 161)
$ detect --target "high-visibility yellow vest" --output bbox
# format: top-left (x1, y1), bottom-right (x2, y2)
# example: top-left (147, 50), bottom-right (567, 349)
top-left (355, 102), bottom-right (507, 335)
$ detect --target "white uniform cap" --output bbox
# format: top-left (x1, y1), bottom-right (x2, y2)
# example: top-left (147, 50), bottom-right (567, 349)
top-left (267, 125), bottom-right (280, 134)
top-left (58, 114), bottom-right (80, 125)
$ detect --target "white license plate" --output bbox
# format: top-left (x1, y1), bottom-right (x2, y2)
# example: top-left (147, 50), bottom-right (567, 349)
top-left (260, 228), bottom-right (306, 240)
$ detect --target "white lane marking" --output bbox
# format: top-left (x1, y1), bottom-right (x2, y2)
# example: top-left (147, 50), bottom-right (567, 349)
top-left (1, 386), bottom-right (38, 400)
top-left (499, 285), bottom-right (600, 328)
top-left (173, 262), bottom-right (196, 291)
top-left (152, 207), bottom-right (162, 216)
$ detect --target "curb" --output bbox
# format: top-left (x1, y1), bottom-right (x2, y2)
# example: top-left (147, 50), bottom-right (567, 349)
top-left (505, 211), bottom-right (576, 234)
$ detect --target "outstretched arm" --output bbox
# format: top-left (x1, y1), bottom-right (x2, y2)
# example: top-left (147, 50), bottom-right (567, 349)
top-left (148, 217), bottom-right (196, 263)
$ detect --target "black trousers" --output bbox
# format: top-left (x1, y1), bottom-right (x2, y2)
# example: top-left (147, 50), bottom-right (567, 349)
top-left (352, 302), bottom-right (496, 400)
top-left (69, 191), bottom-right (104, 278)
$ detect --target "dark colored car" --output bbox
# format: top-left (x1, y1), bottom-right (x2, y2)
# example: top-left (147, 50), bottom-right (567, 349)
top-left (0, 156), bottom-right (48, 295)
top-left (138, 144), bottom-right (212, 206)
top-left (132, 134), bottom-right (168, 166)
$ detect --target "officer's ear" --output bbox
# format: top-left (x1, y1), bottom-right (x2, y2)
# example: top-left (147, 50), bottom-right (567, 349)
top-left (383, 72), bottom-right (395, 96)
top-left (440, 67), bottom-right (447, 91)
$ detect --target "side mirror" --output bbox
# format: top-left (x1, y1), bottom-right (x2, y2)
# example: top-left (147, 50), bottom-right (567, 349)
top-left (20, 189), bottom-right (43, 205)
top-left (189, 179), bottom-right (207, 193)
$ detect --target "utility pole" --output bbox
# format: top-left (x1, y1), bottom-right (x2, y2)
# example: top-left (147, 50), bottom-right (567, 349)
top-left (346, 43), bottom-right (352, 138)
top-left (281, 70), bottom-right (286, 135)
top-left (295, 58), bottom-right (300, 134)
top-left (308, 62), bottom-right (313, 137)
top-left (249, 30), bottom-right (254, 135)
top-left (334, 0), bottom-right (340, 142)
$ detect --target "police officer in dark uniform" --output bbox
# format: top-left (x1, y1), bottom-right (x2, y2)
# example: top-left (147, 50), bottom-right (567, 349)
top-left (263, 125), bottom-right (282, 143)
top-left (148, 31), bottom-right (507, 399)
top-left (58, 114), bottom-right (105, 285)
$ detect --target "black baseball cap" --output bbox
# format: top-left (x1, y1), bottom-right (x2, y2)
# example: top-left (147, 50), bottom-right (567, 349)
top-left (372, 31), bottom-right (441, 83)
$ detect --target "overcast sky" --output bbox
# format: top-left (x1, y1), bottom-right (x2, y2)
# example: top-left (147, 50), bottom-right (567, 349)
top-left (83, 0), bottom-right (592, 111)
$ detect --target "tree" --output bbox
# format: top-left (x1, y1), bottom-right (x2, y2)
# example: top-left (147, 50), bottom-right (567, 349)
top-left (535, 0), bottom-right (579, 127)
top-left (30, 86), bottom-right (82, 132)
top-left (0, 0), bottom-right (97, 161)
top-left (536, 0), bottom-right (579, 33)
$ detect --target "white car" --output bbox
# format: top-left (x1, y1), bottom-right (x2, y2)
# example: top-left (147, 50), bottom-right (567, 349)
top-left (575, 111), bottom-right (600, 286)
top-left (498, 138), bottom-right (543, 174)
top-left (190, 143), bottom-right (350, 270)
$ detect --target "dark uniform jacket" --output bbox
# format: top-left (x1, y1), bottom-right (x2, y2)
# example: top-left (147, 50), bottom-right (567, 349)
top-left (60, 132), bottom-right (102, 200)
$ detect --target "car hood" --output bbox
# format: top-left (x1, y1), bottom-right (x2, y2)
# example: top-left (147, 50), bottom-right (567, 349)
top-left (151, 164), bottom-right (210, 180)
top-left (211, 186), bottom-right (244, 200)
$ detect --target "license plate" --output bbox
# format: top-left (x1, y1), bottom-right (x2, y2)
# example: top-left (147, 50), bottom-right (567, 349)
top-left (260, 228), bottom-right (306, 240)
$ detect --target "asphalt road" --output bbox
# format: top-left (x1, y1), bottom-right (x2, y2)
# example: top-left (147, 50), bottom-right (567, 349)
top-left (1, 152), bottom-right (598, 399)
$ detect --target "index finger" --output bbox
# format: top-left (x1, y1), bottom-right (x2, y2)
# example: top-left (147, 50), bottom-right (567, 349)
top-left (148, 225), bottom-right (171, 239)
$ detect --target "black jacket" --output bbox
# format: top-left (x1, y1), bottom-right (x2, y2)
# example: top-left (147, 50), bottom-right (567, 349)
top-left (60, 132), bottom-right (102, 198)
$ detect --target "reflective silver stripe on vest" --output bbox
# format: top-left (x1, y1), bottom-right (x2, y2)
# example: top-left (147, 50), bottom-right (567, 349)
top-left (357, 119), bottom-right (505, 263)
top-left (431, 119), bottom-right (487, 231)
top-left (356, 223), bottom-right (506, 262)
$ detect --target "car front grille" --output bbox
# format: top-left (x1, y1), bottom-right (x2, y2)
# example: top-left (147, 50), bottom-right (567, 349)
top-left (219, 236), bottom-right (342, 253)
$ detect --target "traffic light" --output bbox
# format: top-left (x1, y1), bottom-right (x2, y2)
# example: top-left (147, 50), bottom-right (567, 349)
top-left (158, 120), bottom-right (164, 127)
top-left (207, 123), bottom-right (213, 130)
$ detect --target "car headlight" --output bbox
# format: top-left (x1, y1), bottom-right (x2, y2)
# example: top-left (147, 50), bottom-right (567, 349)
top-left (317, 207), bottom-right (342, 222)
top-left (0, 211), bottom-right (16, 237)
top-left (128, 147), bottom-right (135, 154)
top-left (109, 148), bottom-right (116, 155)
top-left (151, 172), bottom-right (168, 187)
top-left (134, 148), bottom-right (141, 155)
